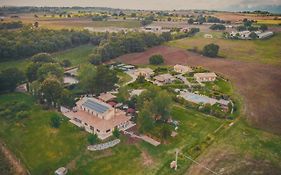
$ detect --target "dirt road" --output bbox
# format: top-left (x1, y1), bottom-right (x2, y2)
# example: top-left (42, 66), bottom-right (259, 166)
top-left (0, 141), bottom-right (27, 175)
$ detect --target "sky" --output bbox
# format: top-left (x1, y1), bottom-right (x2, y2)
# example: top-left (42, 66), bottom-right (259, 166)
top-left (0, 0), bottom-right (280, 11)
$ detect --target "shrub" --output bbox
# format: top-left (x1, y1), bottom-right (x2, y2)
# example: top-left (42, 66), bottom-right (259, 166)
top-left (149, 54), bottom-right (164, 65)
top-left (60, 59), bottom-right (71, 67)
top-left (50, 115), bottom-right (61, 128)
top-left (113, 127), bottom-right (120, 138)
top-left (209, 24), bottom-right (226, 30)
top-left (249, 32), bottom-right (258, 39)
top-left (202, 43), bottom-right (219, 57)
top-left (87, 134), bottom-right (98, 145)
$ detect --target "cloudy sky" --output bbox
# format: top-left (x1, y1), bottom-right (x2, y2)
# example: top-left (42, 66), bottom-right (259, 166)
top-left (0, 0), bottom-right (280, 10)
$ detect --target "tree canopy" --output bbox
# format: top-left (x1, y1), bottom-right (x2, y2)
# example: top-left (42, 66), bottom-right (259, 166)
top-left (149, 54), bottom-right (164, 65)
top-left (202, 43), bottom-right (219, 58)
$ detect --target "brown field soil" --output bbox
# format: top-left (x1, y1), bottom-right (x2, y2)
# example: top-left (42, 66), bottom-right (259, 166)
top-left (213, 12), bottom-right (280, 22)
top-left (116, 46), bottom-right (281, 134)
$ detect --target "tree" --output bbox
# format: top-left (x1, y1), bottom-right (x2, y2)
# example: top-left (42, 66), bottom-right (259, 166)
top-left (149, 54), bottom-right (164, 65)
top-left (152, 91), bottom-right (172, 121)
top-left (160, 125), bottom-right (172, 140)
top-left (89, 54), bottom-right (102, 65)
top-left (138, 103), bottom-right (154, 133)
top-left (37, 63), bottom-right (64, 81)
top-left (87, 134), bottom-right (98, 145)
top-left (136, 75), bottom-right (146, 83)
top-left (187, 18), bottom-right (194, 24)
top-left (249, 32), bottom-right (258, 39)
top-left (0, 68), bottom-right (25, 92)
top-left (202, 43), bottom-right (219, 58)
top-left (59, 89), bottom-right (75, 108)
top-left (26, 63), bottom-right (41, 82)
top-left (32, 53), bottom-right (54, 63)
top-left (113, 127), bottom-right (120, 138)
top-left (260, 24), bottom-right (268, 32)
top-left (40, 76), bottom-right (63, 106)
top-left (210, 24), bottom-right (226, 30)
top-left (237, 25), bottom-right (246, 31)
top-left (60, 59), bottom-right (71, 67)
top-left (50, 115), bottom-right (61, 128)
top-left (95, 65), bottom-right (118, 94)
top-left (160, 32), bottom-right (172, 41)
top-left (78, 65), bottom-right (118, 94)
top-left (78, 64), bottom-right (97, 94)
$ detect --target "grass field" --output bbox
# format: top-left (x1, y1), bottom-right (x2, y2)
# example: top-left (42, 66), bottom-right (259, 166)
top-left (53, 45), bottom-right (94, 65)
top-left (166, 32), bottom-right (281, 66)
top-left (257, 19), bottom-right (281, 25)
top-left (0, 45), bottom-right (94, 71)
top-left (0, 93), bottom-right (88, 174)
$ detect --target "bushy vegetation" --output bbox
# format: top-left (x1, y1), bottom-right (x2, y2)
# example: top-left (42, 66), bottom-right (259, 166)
top-left (93, 32), bottom-right (163, 63)
top-left (78, 64), bottom-right (118, 94)
top-left (0, 68), bottom-right (25, 92)
top-left (202, 43), bottom-right (219, 57)
top-left (149, 54), bottom-right (164, 65)
top-left (210, 24), bottom-right (226, 30)
top-left (0, 28), bottom-right (103, 61)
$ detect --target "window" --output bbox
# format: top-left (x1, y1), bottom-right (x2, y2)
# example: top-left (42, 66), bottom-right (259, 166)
top-left (96, 129), bottom-right (100, 132)
top-left (106, 129), bottom-right (111, 133)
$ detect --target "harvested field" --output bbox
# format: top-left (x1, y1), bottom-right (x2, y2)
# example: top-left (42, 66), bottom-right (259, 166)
top-left (116, 46), bottom-right (281, 134)
top-left (213, 12), bottom-right (279, 23)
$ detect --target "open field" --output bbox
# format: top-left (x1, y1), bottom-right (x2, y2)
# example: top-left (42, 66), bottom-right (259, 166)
top-left (166, 32), bottom-right (281, 66)
top-left (213, 12), bottom-right (281, 23)
top-left (0, 93), bottom-right (89, 174)
top-left (0, 93), bottom-right (225, 175)
top-left (187, 119), bottom-right (281, 175)
top-left (257, 19), bottom-right (281, 25)
top-left (0, 45), bottom-right (94, 71)
top-left (115, 45), bottom-right (281, 134)
top-left (5, 13), bottom-right (141, 30)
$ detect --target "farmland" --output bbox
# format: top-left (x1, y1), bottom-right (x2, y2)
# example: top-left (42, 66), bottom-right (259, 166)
top-left (166, 32), bottom-right (281, 66)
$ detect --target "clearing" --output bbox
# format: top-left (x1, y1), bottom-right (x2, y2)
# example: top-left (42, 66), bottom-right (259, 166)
top-left (166, 32), bottom-right (281, 66)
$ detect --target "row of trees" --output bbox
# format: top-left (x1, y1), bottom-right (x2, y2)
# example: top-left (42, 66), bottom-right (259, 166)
top-left (210, 24), bottom-right (226, 30)
top-left (89, 32), bottom-right (170, 64)
top-left (237, 19), bottom-right (268, 32)
top-left (0, 28), bottom-right (105, 61)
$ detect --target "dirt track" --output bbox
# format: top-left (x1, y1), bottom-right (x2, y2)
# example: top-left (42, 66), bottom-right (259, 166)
top-left (116, 46), bottom-right (281, 134)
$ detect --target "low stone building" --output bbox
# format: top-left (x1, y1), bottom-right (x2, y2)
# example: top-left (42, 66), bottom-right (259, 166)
top-left (174, 64), bottom-right (192, 74)
top-left (194, 72), bottom-right (217, 82)
top-left (154, 74), bottom-right (175, 84)
top-left (133, 68), bottom-right (154, 78)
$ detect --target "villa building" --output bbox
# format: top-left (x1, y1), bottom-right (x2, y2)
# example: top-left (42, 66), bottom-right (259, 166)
top-left (174, 64), bottom-right (192, 74)
top-left (154, 73), bottom-right (175, 84)
top-left (133, 68), bottom-right (154, 78)
top-left (63, 97), bottom-right (133, 140)
top-left (194, 72), bottom-right (217, 82)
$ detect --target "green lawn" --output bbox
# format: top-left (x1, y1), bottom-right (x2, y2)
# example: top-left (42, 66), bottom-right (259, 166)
top-left (0, 45), bottom-right (94, 71)
top-left (0, 93), bottom-right (88, 175)
top-left (166, 32), bottom-right (281, 66)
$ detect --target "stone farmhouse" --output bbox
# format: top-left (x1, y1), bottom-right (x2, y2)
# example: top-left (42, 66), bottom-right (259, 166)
top-left (194, 72), bottom-right (217, 82)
